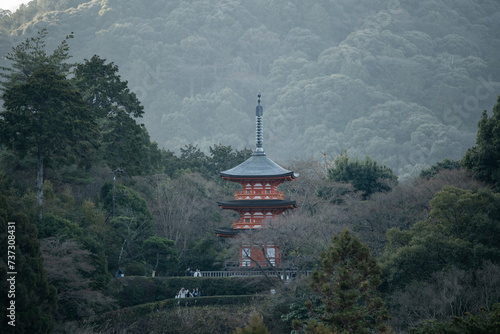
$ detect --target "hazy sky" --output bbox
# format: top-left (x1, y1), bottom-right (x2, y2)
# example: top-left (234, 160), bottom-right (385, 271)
top-left (1, 0), bottom-right (29, 12)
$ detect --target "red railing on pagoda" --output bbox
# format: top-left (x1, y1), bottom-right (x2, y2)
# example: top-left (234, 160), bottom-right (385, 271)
top-left (234, 191), bottom-right (285, 200)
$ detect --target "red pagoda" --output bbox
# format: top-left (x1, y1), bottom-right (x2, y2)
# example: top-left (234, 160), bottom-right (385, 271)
top-left (215, 93), bottom-right (298, 267)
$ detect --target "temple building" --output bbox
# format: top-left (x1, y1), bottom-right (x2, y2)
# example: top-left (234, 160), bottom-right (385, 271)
top-left (215, 93), bottom-right (298, 267)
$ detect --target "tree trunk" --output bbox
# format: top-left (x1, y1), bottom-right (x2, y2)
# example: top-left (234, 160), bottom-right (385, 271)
top-left (36, 154), bottom-right (44, 217)
top-left (154, 251), bottom-right (159, 272)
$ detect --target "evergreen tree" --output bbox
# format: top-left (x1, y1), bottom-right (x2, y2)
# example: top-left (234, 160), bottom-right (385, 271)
top-left (327, 154), bottom-right (397, 200)
top-left (0, 64), bottom-right (98, 210)
top-left (0, 28), bottom-right (73, 87)
top-left (73, 55), bottom-right (162, 174)
top-left (307, 228), bottom-right (390, 333)
top-left (0, 185), bottom-right (57, 333)
top-left (462, 95), bottom-right (500, 191)
top-left (419, 158), bottom-right (460, 179)
top-left (382, 186), bottom-right (500, 291)
top-left (142, 236), bottom-right (178, 276)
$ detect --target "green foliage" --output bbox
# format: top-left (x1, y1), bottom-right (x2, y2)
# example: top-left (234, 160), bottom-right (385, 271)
top-left (95, 295), bottom-right (268, 327)
top-left (0, 32), bottom-right (98, 209)
top-left (1, 64), bottom-right (97, 162)
top-left (73, 55), bottom-right (163, 175)
top-left (73, 55), bottom-right (143, 119)
top-left (36, 213), bottom-right (82, 239)
top-left (108, 276), bottom-right (274, 307)
top-left (410, 303), bottom-right (500, 334)
top-left (1, 1), bottom-right (499, 177)
top-left (462, 95), bottom-right (500, 190)
top-left (420, 158), bottom-right (460, 179)
top-left (0, 28), bottom-right (73, 86)
top-left (382, 186), bottom-right (500, 290)
top-left (327, 154), bottom-right (397, 199)
top-left (179, 234), bottom-right (223, 272)
top-left (142, 236), bottom-right (178, 275)
top-left (92, 302), bottom-right (267, 334)
top-left (168, 143), bottom-right (252, 181)
top-left (124, 262), bottom-right (147, 276)
top-left (233, 312), bottom-right (271, 334)
top-left (308, 228), bottom-right (390, 333)
top-left (0, 190), bottom-right (57, 333)
top-left (100, 181), bottom-right (152, 221)
top-left (116, 276), bottom-right (155, 307)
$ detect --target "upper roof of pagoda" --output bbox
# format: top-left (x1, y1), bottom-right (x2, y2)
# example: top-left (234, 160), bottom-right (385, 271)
top-left (220, 154), bottom-right (296, 179)
top-left (220, 93), bottom-right (298, 180)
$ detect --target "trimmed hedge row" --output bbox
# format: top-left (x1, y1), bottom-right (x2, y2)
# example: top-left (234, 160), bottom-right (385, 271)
top-left (108, 276), bottom-right (276, 307)
top-left (91, 295), bottom-right (269, 326)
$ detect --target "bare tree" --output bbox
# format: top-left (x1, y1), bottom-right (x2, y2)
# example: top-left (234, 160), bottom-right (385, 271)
top-left (152, 173), bottom-right (226, 253)
top-left (40, 237), bottom-right (116, 321)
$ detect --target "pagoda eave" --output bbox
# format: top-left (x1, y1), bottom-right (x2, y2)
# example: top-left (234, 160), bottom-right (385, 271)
top-left (214, 228), bottom-right (240, 238)
top-left (220, 173), bottom-right (297, 182)
top-left (217, 199), bottom-right (297, 210)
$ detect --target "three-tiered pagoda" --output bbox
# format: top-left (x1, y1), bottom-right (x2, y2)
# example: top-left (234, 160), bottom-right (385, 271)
top-left (215, 93), bottom-right (298, 267)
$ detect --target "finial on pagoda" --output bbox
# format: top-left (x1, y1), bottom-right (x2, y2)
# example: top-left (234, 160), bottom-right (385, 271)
top-left (255, 92), bottom-right (265, 155)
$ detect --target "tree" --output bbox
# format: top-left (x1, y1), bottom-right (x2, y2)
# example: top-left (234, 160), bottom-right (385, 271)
top-left (73, 55), bottom-right (163, 175)
top-left (73, 55), bottom-right (143, 119)
top-left (327, 154), bottom-right (397, 200)
top-left (233, 312), bottom-right (271, 334)
top-left (462, 95), bottom-right (500, 190)
top-left (142, 236), bottom-right (178, 276)
top-left (419, 158), bottom-right (460, 179)
top-left (0, 64), bottom-right (98, 210)
top-left (0, 28), bottom-right (73, 87)
top-left (40, 237), bottom-right (115, 322)
top-left (410, 303), bottom-right (500, 334)
top-left (307, 228), bottom-right (390, 333)
top-left (387, 262), bottom-right (500, 331)
top-left (0, 188), bottom-right (57, 333)
top-left (381, 186), bottom-right (500, 291)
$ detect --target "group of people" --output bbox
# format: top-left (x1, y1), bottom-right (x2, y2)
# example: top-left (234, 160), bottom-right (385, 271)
top-left (176, 287), bottom-right (203, 298)
top-left (186, 268), bottom-right (202, 277)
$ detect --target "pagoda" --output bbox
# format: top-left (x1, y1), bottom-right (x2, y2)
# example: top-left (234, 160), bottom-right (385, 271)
top-left (215, 93), bottom-right (298, 267)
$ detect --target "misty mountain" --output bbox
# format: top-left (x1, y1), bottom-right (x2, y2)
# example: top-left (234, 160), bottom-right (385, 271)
top-left (1, 0), bottom-right (499, 177)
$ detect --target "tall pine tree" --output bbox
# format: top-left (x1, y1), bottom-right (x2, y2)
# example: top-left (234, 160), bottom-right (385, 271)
top-left (0, 30), bottom-right (98, 212)
top-left (308, 229), bottom-right (391, 333)
top-left (0, 64), bottom-right (98, 210)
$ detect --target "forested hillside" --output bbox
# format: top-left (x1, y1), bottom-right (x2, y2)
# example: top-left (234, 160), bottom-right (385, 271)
top-left (1, 0), bottom-right (500, 177)
top-left (1, 1), bottom-right (500, 333)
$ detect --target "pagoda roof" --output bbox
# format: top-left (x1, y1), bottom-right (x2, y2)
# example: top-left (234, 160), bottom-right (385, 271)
top-left (217, 199), bottom-right (297, 209)
top-left (220, 153), bottom-right (297, 179)
top-left (214, 228), bottom-right (240, 237)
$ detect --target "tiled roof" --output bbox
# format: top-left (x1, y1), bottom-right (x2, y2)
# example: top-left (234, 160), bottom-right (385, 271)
top-left (220, 153), bottom-right (296, 178)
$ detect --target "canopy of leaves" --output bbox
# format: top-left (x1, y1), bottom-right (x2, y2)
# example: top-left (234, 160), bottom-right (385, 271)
top-left (327, 154), bottom-right (397, 199)
top-left (1, 0), bottom-right (499, 177)
top-left (462, 95), bottom-right (500, 190)
top-left (0, 64), bottom-right (98, 165)
top-left (308, 228), bottom-right (390, 333)
top-left (420, 158), bottom-right (460, 179)
top-left (0, 188), bottom-right (57, 333)
top-left (382, 186), bottom-right (500, 290)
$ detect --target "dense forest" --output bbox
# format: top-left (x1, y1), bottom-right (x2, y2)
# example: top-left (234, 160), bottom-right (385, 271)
top-left (1, 0), bottom-right (500, 177)
top-left (1, 1), bottom-right (500, 333)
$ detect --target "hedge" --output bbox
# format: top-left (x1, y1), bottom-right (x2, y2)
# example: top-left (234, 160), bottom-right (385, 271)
top-left (108, 276), bottom-right (277, 307)
top-left (90, 295), bottom-right (269, 326)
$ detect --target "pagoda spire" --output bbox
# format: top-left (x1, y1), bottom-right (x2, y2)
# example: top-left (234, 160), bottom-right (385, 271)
top-left (254, 92), bottom-right (265, 156)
